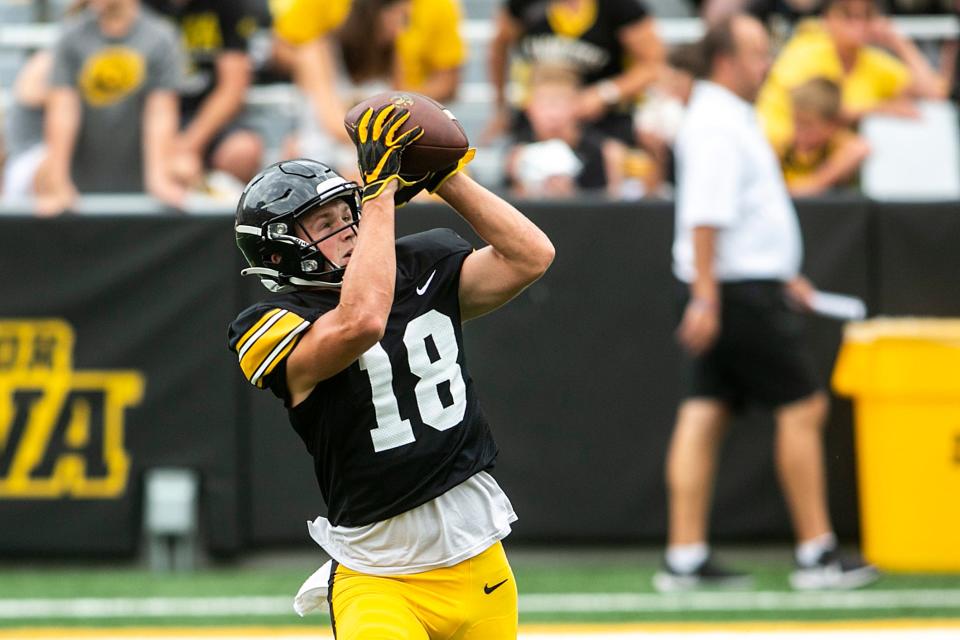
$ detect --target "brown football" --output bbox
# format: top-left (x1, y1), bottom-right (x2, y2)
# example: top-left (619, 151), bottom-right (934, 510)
top-left (344, 92), bottom-right (470, 176)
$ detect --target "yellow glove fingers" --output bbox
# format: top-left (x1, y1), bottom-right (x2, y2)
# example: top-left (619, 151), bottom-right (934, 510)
top-left (384, 111), bottom-right (411, 146)
top-left (356, 107), bottom-right (374, 144)
top-left (372, 104), bottom-right (397, 142)
top-left (394, 125), bottom-right (425, 148)
top-left (365, 148), bottom-right (397, 182)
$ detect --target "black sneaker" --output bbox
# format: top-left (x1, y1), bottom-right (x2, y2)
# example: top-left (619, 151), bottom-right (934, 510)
top-left (789, 548), bottom-right (879, 590)
top-left (652, 555), bottom-right (754, 592)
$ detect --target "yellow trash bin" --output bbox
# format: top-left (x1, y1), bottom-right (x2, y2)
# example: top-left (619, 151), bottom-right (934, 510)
top-left (833, 318), bottom-right (960, 572)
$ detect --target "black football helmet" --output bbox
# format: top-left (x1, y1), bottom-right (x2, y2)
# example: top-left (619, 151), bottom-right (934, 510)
top-left (235, 159), bottom-right (361, 292)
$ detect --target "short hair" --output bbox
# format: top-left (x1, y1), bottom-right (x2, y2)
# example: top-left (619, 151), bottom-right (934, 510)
top-left (790, 77), bottom-right (843, 121)
top-left (698, 15), bottom-right (740, 78)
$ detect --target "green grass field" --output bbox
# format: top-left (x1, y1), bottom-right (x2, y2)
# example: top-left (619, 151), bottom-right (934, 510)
top-left (1, 546), bottom-right (958, 630)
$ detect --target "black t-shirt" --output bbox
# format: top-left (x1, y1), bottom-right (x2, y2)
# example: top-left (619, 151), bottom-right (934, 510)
top-left (145, 0), bottom-right (248, 109)
top-left (507, 0), bottom-right (649, 86)
top-left (228, 229), bottom-right (499, 527)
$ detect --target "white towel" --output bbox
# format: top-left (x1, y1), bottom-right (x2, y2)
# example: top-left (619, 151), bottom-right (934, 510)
top-left (293, 559), bottom-right (333, 617)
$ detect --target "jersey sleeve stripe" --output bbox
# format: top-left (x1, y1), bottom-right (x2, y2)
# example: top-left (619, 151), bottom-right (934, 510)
top-left (238, 312), bottom-right (308, 382)
top-left (251, 320), bottom-right (311, 387)
top-left (236, 308), bottom-right (284, 358)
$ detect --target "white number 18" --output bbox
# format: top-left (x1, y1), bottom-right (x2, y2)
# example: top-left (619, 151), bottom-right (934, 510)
top-left (358, 310), bottom-right (467, 452)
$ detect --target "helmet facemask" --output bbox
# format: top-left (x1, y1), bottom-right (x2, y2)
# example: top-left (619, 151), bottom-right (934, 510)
top-left (235, 160), bottom-right (363, 293)
top-left (268, 199), bottom-right (360, 286)
top-left (242, 196), bottom-right (361, 292)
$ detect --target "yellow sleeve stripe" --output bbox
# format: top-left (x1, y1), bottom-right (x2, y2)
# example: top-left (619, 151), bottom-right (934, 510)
top-left (251, 321), bottom-right (309, 388)
top-left (236, 308), bottom-right (284, 357)
top-left (238, 311), bottom-right (310, 384)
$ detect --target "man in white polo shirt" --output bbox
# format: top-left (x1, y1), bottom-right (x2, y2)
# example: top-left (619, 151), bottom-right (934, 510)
top-left (655, 14), bottom-right (878, 592)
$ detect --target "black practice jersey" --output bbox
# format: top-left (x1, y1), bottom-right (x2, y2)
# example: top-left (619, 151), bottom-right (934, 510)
top-left (144, 0), bottom-right (248, 109)
top-left (227, 229), bottom-right (499, 527)
top-left (507, 0), bottom-right (649, 87)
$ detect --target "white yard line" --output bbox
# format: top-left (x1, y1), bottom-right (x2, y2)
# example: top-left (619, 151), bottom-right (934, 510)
top-left (0, 590), bottom-right (958, 619)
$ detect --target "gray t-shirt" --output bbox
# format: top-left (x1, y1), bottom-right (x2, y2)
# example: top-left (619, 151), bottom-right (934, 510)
top-left (51, 11), bottom-right (182, 192)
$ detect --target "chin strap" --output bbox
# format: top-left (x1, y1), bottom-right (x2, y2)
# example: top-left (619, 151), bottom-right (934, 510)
top-left (240, 267), bottom-right (344, 292)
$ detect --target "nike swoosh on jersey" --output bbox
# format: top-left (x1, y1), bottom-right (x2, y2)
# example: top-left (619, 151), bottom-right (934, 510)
top-left (483, 579), bottom-right (509, 595)
top-left (416, 270), bottom-right (437, 296)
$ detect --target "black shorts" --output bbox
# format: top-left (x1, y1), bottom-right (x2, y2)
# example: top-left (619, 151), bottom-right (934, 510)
top-left (677, 280), bottom-right (820, 411)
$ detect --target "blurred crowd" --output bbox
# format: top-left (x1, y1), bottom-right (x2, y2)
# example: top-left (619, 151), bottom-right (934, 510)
top-left (0, 0), bottom-right (957, 213)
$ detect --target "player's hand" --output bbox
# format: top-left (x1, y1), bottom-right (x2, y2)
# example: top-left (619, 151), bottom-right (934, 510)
top-left (676, 297), bottom-right (720, 356)
top-left (393, 148), bottom-right (476, 208)
top-left (350, 104), bottom-right (424, 204)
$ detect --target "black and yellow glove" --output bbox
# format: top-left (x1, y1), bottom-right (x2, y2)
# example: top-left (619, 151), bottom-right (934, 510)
top-left (393, 148), bottom-right (477, 208)
top-left (351, 104), bottom-right (425, 204)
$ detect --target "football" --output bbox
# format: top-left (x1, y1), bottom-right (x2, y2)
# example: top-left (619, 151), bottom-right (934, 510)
top-left (344, 91), bottom-right (470, 176)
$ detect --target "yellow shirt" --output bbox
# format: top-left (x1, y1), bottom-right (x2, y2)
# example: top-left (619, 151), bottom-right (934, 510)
top-left (779, 128), bottom-right (856, 188)
top-left (757, 20), bottom-right (911, 154)
top-left (270, 0), bottom-right (465, 90)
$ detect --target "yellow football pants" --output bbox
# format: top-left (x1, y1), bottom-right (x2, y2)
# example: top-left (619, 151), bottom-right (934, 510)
top-left (328, 541), bottom-right (518, 640)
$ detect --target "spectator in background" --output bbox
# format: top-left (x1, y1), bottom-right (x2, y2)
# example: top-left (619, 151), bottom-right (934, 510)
top-left (506, 64), bottom-right (625, 197)
top-left (635, 44), bottom-right (702, 190)
top-left (487, 0), bottom-right (665, 146)
top-left (273, 0), bottom-right (465, 170)
top-left (145, 0), bottom-right (264, 186)
top-left (756, 0), bottom-right (949, 155)
top-left (1, 51), bottom-right (52, 200)
top-left (657, 13), bottom-right (877, 592)
top-left (781, 77), bottom-right (870, 196)
top-left (35, 0), bottom-right (186, 215)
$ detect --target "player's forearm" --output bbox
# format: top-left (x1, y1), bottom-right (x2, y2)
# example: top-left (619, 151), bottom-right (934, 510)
top-left (338, 187), bottom-right (398, 338)
top-left (438, 173), bottom-right (554, 278)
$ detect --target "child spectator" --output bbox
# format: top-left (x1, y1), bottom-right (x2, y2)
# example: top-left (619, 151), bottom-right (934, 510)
top-left (757, 0), bottom-right (949, 154)
top-left (506, 64), bottom-right (625, 198)
top-left (780, 77), bottom-right (870, 196)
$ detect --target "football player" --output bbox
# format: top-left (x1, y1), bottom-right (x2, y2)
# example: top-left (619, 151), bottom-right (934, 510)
top-left (228, 104), bottom-right (554, 639)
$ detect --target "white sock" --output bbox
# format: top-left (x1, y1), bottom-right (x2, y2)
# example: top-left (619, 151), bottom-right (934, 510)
top-left (666, 543), bottom-right (709, 574)
top-left (796, 532), bottom-right (837, 567)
